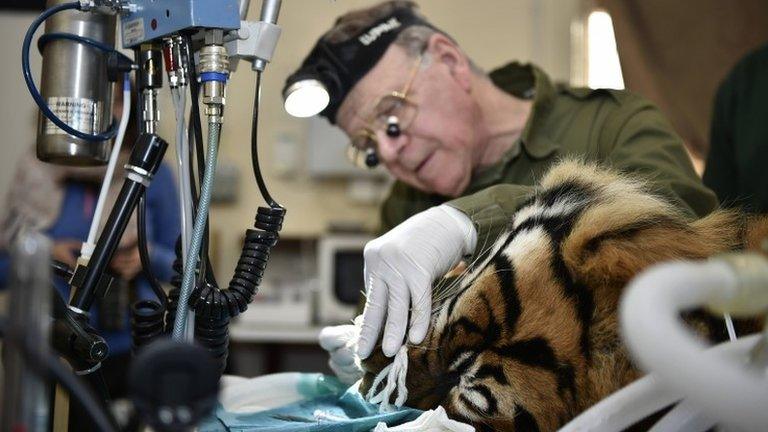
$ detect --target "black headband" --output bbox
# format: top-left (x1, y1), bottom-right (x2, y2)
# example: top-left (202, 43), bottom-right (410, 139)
top-left (284, 6), bottom-right (435, 124)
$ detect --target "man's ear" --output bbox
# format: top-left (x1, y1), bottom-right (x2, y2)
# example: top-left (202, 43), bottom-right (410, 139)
top-left (426, 33), bottom-right (472, 91)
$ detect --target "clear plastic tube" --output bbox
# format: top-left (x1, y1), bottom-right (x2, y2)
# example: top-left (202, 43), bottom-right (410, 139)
top-left (171, 87), bottom-right (192, 260)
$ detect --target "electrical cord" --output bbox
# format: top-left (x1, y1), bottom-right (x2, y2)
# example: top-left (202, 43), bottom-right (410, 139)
top-left (130, 298), bottom-right (166, 354)
top-left (0, 317), bottom-right (119, 432)
top-left (251, 70), bottom-right (283, 209)
top-left (21, 2), bottom-right (121, 141)
top-left (185, 38), bottom-right (207, 201)
top-left (182, 36), bottom-right (199, 213)
top-left (132, 151), bottom-right (171, 353)
top-left (137, 194), bottom-right (167, 308)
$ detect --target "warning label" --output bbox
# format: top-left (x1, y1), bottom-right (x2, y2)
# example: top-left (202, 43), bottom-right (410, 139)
top-left (44, 97), bottom-right (102, 136)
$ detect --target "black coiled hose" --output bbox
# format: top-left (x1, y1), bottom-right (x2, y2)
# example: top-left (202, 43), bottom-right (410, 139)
top-left (165, 55), bottom-right (285, 377)
top-left (189, 207), bottom-right (284, 318)
top-left (130, 300), bottom-right (165, 354)
top-left (130, 195), bottom-right (168, 353)
top-left (194, 314), bottom-right (229, 374)
top-left (168, 206), bottom-right (285, 374)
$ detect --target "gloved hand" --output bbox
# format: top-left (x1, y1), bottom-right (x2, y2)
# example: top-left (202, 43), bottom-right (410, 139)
top-left (318, 324), bottom-right (364, 385)
top-left (358, 204), bottom-right (477, 359)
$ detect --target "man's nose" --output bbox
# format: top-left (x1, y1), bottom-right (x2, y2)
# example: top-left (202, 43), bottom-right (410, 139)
top-left (375, 129), bottom-right (407, 163)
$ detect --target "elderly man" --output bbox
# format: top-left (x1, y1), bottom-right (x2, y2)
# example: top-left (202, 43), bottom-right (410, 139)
top-left (284, 1), bottom-right (716, 380)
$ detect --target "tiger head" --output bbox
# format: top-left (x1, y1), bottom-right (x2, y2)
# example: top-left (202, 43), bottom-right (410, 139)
top-left (360, 160), bottom-right (765, 431)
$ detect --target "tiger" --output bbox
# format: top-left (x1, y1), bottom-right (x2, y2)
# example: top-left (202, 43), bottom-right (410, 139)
top-left (359, 160), bottom-right (767, 431)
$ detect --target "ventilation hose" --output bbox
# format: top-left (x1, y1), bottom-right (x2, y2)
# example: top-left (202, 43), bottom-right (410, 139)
top-left (172, 121), bottom-right (221, 340)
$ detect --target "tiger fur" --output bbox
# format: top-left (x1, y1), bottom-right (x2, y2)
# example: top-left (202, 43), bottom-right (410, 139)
top-left (359, 160), bottom-right (767, 431)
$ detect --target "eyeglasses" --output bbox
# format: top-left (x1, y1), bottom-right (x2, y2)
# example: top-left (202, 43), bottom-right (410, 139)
top-left (347, 55), bottom-right (423, 168)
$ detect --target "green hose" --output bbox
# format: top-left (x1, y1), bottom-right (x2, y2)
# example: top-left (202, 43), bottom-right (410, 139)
top-left (173, 120), bottom-right (221, 340)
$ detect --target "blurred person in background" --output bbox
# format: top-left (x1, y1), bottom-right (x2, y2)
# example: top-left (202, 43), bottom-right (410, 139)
top-left (0, 90), bottom-right (180, 424)
top-left (704, 43), bottom-right (768, 213)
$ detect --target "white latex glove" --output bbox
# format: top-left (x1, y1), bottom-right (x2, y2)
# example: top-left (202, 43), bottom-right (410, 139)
top-left (318, 324), bottom-right (363, 385)
top-left (358, 204), bottom-right (477, 359)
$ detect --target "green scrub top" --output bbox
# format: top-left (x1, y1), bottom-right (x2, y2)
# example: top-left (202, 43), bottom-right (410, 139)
top-left (703, 44), bottom-right (768, 213)
top-left (379, 62), bottom-right (717, 253)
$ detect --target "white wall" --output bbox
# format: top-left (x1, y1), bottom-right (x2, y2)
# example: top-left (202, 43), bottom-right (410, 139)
top-left (0, 0), bottom-right (581, 278)
top-left (0, 12), bottom-right (42, 197)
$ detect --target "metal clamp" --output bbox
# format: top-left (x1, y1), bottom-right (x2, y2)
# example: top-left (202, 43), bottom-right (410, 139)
top-left (225, 20), bottom-right (282, 71)
top-left (125, 164), bottom-right (153, 187)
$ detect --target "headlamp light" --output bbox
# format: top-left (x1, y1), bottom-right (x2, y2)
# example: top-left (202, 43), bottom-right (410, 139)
top-left (283, 78), bottom-right (330, 118)
top-left (282, 5), bottom-right (435, 124)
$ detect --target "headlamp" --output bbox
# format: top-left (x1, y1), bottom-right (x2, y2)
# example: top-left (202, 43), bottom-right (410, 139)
top-left (282, 5), bottom-right (435, 124)
top-left (283, 78), bottom-right (330, 117)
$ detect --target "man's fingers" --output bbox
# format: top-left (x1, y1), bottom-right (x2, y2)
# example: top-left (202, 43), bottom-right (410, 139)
top-left (318, 325), bottom-right (355, 351)
top-left (329, 347), bottom-right (356, 366)
top-left (408, 279), bottom-right (431, 345)
top-left (357, 276), bottom-right (388, 359)
top-left (382, 276), bottom-right (409, 357)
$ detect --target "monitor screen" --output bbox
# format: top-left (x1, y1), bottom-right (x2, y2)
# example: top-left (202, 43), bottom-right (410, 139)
top-left (333, 249), bottom-right (364, 305)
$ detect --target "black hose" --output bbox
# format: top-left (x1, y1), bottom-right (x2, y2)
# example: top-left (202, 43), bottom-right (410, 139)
top-left (168, 198), bottom-right (284, 378)
top-left (184, 37), bottom-right (206, 204)
top-left (194, 305), bottom-right (230, 374)
top-left (130, 299), bottom-right (165, 353)
top-left (251, 70), bottom-right (282, 209)
top-left (182, 69), bottom-right (289, 321)
top-left (187, 215), bottom-right (282, 317)
top-left (137, 194), bottom-right (167, 307)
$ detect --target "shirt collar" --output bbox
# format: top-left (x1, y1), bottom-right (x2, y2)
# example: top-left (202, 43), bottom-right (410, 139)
top-left (468, 140), bottom-right (522, 192)
top-left (490, 62), bottom-right (560, 159)
top-left (466, 63), bottom-right (560, 192)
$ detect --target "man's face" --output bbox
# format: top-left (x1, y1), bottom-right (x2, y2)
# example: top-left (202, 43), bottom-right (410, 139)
top-left (336, 41), bottom-right (480, 197)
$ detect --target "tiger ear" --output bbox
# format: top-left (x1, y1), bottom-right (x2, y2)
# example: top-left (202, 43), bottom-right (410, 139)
top-left (562, 209), bottom-right (743, 288)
